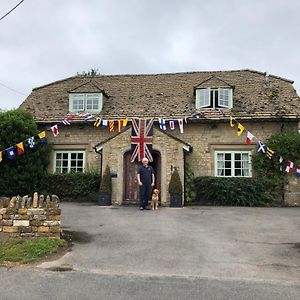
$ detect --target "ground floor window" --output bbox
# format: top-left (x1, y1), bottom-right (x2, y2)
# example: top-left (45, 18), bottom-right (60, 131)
top-left (215, 151), bottom-right (252, 177)
top-left (54, 151), bottom-right (85, 173)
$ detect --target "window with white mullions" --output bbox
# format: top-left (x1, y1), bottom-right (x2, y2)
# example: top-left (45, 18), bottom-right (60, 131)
top-left (215, 151), bottom-right (252, 177)
top-left (54, 151), bottom-right (85, 173)
top-left (69, 93), bottom-right (102, 112)
top-left (196, 88), bottom-right (233, 109)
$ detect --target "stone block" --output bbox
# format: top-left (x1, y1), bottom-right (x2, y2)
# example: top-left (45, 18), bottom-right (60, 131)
top-left (30, 220), bottom-right (44, 226)
top-left (0, 220), bottom-right (13, 226)
top-left (13, 220), bottom-right (30, 227)
top-left (0, 215), bottom-right (2, 220)
top-left (49, 226), bottom-right (61, 233)
top-left (37, 226), bottom-right (50, 233)
top-left (39, 195), bottom-right (44, 208)
top-left (18, 208), bottom-right (28, 215)
top-left (0, 227), bottom-right (2, 232)
top-left (26, 197), bottom-right (32, 208)
top-left (27, 208), bottom-right (45, 215)
top-left (20, 233), bottom-right (35, 238)
top-left (21, 196), bottom-right (28, 208)
top-left (6, 208), bottom-right (18, 215)
top-left (43, 221), bottom-right (61, 226)
top-left (32, 226), bottom-right (38, 232)
top-left (46, 195), bottom-right (51, 208)
top-left (18, 226), bottom-right (32, 233)
top-left (3, 226), bottom-right (18, 233)
top-left (32, 215), bottom-right (47, 221)
top-left (46, 208), bottom-right (61, 215)
top-left (46, 215), bottom-right (61, 221)
top-left (9, 196), bottom-right (16, 208)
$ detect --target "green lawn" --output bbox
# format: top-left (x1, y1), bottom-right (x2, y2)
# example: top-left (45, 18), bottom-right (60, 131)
top-left (0, 238), bottom-right (66, 264)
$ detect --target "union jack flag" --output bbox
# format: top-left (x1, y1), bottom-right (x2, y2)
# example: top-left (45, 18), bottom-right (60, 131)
top-left (131, 119), bottom-right (154, 163)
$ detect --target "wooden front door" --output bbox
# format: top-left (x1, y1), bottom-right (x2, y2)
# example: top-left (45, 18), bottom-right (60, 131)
top-left (123, 151), bottom-right (161, 205)
top-left (123, 152), bottom-right (139, 205)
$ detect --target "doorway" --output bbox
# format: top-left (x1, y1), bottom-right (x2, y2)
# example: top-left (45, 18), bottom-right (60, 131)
top-left (123, 151), bottom-right (161, 205)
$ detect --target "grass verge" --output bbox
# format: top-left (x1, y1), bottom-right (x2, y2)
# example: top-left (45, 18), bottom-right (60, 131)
top-left (0, 238), bottom-right (67, 264)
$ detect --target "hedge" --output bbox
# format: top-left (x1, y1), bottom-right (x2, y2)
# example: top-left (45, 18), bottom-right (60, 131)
top-left (193, 176), bottom-right (274, 206)
top-left (42, 172), bottom-right (101, 201)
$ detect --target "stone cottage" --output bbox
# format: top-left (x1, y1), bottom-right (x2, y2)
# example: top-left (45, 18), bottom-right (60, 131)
top-left (20, 69), bottom-right (300, 206)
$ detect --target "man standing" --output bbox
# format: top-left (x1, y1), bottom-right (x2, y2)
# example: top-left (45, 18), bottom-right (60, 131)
top-left (137, 157), bottom-right (155, 210)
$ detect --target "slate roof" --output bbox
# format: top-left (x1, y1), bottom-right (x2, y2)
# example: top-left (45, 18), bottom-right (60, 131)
top-left (20, 69), bottom-right (300, 123)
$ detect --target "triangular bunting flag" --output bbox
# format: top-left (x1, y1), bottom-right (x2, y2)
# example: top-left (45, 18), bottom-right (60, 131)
top-left (169, 120), bottom-right (175, 130)
top-left (230, 116), bottom-right (238, 127)
top-left (6, 146), bottom-right (15, 160)
top-left (16, 142), bottom-right (24, 155)
top-left (62, 119), bottom-right (71, 125)
top-left (94, 117), bottom-right (102, 127)
top-left (84, 114), bottom-right (94, 121)
top-left (102, 120), bottom-right (108, 128)
top-left (27, 137), bottom-right (35, 148)
top-left (266, 147), bottom-right (274, 159)
top-left (257, 141), bottom-right (266, 153)
top-left (296, 165), bottom-right (300, 177)
top-left (246, 131), bottom-right (254, 144)
top-left (38, 131), bottom-right (47, 143)
top-left (51, 125), bottom-right (59, 137)
top-left (178, 119), bottom-right (184, 133)
top-left (237, 123), bottom-right (245, 136)
top-left (122, 118), bottom-right (128, 129)
top-left (118, 120), bottom-right (123, 132)
top-left (0, 151), bottom-right (2, 162)
top-left (285, 160), bottom-right (294, 173)
top-left (158, 118), bottom-right (166, 130)
top-left (109, 121), bottom-right (114, 132)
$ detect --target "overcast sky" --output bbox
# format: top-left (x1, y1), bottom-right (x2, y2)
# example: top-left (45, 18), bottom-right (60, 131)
top-left (0, 0), bottom-right (300, 110)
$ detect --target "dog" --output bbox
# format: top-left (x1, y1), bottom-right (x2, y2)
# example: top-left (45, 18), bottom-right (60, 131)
top-left (150, 189), bottom-right (160, 210)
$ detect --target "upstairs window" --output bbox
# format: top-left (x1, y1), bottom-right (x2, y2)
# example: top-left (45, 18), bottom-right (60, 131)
top-left (196, 88), bottom-right (233, 109)
top-left (69, 93), bottom-right (102, 112)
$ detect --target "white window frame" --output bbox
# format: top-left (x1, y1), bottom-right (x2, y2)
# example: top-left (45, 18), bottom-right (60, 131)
top-left (196, 88), bottom-right (233, 109)
top-left (69, 93), bottom-right (103, 112)
top-left (214, 150), bottom-right (252, 177)
top-left (53, 150), bottom-right (85, 173)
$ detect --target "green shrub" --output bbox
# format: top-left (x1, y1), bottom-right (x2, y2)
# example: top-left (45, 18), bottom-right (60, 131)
top-left (168, 168), bottom-right (183, 195)
top-left (252, 129), bottom-right (300, 204)
top-left (99, 165), bottom-right (112, 195)
top-left (0, 109), bottom-right (50, 196)
top-left (43, 172), bottom-right (100, 201)
top-left (185, 162), bottom-right (196, 203)
top-left (193, 177), bottom-right (273, 206)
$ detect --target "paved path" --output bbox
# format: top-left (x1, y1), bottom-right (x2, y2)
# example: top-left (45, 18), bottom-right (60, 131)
top-left (38, 203), bottom-right (300, 283)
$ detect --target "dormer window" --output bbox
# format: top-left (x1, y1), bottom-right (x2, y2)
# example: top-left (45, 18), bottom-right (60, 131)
top-left (196, 88), bottom-right (233, 109)
top-left (69, 93), bottom-right (103, 112)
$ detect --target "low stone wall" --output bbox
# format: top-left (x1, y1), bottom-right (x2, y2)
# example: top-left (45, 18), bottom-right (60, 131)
top-left (0, 193), bottom-right (61, 239)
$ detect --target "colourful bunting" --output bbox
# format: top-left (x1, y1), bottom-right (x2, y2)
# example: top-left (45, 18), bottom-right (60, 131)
top-left (6, 147), bottom-right (15, 160)
top-left (38, 131), bottom-right (47, 143)
top-left (94, 117), bottom-right (101, 127)
top-left (27, 137), bottom-right (35, 148)
top-left (159, 118), bottom-right (166, 130)
top-left (84, 114), bottom-right (94, 121)
top-left (62, 119), bottom-right (71, 125)
top-left (246, 131), bottom-right (254, 144)
top-left (169, 120), bottom-right (175, 130)
top-left (230, 116), bottom-right (238, 127)
top-left (237, 123), bottom-right (245, 136)
top-left (51, 125), bottom-right (59, 137)
top-left (0, 151), bottom-right (2, 162)
top-left (109, 121), bottom-right (114, 132)
top-left (257, 141), bottom-right (265, 153)
top-left (296, 165), bottom-right (300, 177)
top-left (178, 119), bottom-right (184, 133)
top-left (16, 142), bottom-right (24, 155)
top-left (102, 120), bottom-right (108, 128)
top-left (118, 120), bottom-right (123, 132)
top-left (122, 118), bottom-right (128, 129)
top-left (286, 161), bottom-right (294, 173)
top-left (266, 147), bottom-right (274, 159)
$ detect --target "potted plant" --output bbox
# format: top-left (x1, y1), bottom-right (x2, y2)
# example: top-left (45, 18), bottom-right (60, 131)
top-left (98, 165), bottom-right (112, 206)
top-left (168, 168), bottom-right (183, 207)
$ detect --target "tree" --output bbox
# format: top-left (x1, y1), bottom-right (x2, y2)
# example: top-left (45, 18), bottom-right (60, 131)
top-left (76, 68), bottom-right (101, 77)
top-left (0, 109), bottom-right (50, 196)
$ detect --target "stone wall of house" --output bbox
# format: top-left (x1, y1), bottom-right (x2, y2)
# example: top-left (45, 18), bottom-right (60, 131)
top-left (45, 124), bottom-right (111, 173)
top-left (0, 193), bottom-right (61, 239)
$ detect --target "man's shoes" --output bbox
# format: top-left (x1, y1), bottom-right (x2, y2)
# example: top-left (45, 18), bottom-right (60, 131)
top-left (139, 207), bottom-right (144, 211)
